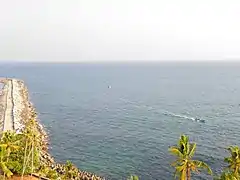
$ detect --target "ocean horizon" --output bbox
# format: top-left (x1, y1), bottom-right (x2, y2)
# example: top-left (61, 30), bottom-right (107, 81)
top-left (1, 61), bottom-right (240, 179)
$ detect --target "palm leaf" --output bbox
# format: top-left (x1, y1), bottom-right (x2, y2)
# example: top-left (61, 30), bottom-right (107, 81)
top-left (0, 144), bottom-right (7, 148)
top-left (189, 143), bottom-right (196, 158)
top-left (127, 175), bottom-right (139, 180)
top-left (219, 171), bottom-right (238, 180)
top-left (173, 164), bottom-right (185, 179)
top-left (0, 162), bottom-right (13, 177)
top-left (192, 160), bottom-right (212, 175)
top-left (224, 157), bottom-right (233, 164)
top-left (176, 165), bottom-right (184, 173)
top-left (169, 147), bottom-right (184, 158)
top-left (225, 146), bottom-right (240, 175)
top-left (227, 146), bottom-right (238, 156)
top-left (173, 169), bottom-right (179, 179)
top-left (171, 160), bottom-right (182, 167)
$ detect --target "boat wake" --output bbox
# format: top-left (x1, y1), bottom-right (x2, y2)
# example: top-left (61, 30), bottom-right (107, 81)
top-left (118, 97), bottom-right (205, 123)
top-left (163, 111), bottom-right (205, 123)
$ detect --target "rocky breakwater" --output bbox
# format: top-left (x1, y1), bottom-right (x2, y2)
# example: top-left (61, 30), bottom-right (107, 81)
top-left (2, 78), bottom-right (105, 180)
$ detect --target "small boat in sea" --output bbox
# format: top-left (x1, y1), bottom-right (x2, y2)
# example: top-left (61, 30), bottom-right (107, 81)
top-left (108, 85), bottom-right (111, 89)
top-left (194, 118), bottom-right (200, 121)
top-left (194, 117), bottom-right (205, 123)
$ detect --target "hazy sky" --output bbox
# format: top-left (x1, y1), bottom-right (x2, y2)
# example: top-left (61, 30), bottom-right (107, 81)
top-left (0, 0), bottom-right (240, 62)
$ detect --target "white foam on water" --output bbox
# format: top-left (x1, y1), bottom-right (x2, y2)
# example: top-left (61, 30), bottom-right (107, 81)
top-left (118, 97), bottom-right (205, 123)
top-left (163, 111), bottom-right (205, 123)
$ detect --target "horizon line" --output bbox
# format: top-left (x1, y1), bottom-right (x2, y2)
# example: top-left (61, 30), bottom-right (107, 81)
top-left (0, 59), bottom-right (240, 64)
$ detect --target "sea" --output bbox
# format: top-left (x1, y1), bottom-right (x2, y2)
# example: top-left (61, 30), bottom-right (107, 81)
top-left (1, 61), bottom-right (240, 180)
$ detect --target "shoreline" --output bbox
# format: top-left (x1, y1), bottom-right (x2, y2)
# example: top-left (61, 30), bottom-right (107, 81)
top-left (0, 78), bottom-right (105, 180)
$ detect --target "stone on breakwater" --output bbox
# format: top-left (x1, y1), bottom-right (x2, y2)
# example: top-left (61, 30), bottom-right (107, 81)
top-left (12, 79), bottom-right (26, 131)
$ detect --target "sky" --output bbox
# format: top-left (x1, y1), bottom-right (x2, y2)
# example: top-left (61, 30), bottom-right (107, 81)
top-left (0, 0), bottom-right (240, 62)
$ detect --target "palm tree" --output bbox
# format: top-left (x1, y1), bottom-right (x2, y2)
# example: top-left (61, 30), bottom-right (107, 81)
top-left (21, 128), bottom-right (30, 179)
top-left (169, 134), bottom-right (212, 180)
top-left (21, 120), bottom-right (35, 179)
top-left (21, 119), bottom-right (41, 179)
top-left (224, 146), bottom-right (240, 178)
top-left (30, 130), bottom-right (41, 175)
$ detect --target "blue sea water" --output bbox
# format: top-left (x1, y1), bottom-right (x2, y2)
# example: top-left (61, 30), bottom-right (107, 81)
top-left (1, 62), bottom-right (240, 179)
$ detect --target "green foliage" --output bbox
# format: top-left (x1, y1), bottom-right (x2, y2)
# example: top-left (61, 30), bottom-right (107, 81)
top-left (0, 130), bottom-right (22, 178)
top-left (0, 120), bottom-right (86, 179)
top-left (21, 119), bottom-right (42, 178)
top-left (1, 122), bottom-right (240, 180)
top-left (61, 160), bottom-right (79, 180)
top-left (0, 161), bottom-right (13, 177)
top-left (217, 171), bottom-right (238, 180)
top-left (0, 120), bottom-right (42, 178)
top-left (169, 134), bottom-right (212, 180)
top-left (7, 159), bottom-right (24, 174)
top-left (46, 168), bottom-right (60, 179)
top-left (127, 175), bottom-right (139, 180)
top-left (224, 146), bottom-right (240, 178)
top-left (38, 165), bottom-right (60, 179)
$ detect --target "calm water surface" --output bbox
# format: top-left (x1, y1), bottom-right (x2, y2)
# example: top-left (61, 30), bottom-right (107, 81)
top-left (1, 62), bottom-right (240, 179)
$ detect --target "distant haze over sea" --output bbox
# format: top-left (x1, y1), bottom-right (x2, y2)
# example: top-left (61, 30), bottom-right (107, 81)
top-left (1, 62), bottom-right (240, 179)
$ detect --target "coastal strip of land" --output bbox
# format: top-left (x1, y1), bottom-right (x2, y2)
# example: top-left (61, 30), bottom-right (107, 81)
top-left (3, 79), bottom-right (14, 131)
top-left (0, 78), bottom-right (104, 180)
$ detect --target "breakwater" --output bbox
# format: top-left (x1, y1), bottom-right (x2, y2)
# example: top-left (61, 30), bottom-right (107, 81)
top-left (0, 78), bottom-right (104, 180)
